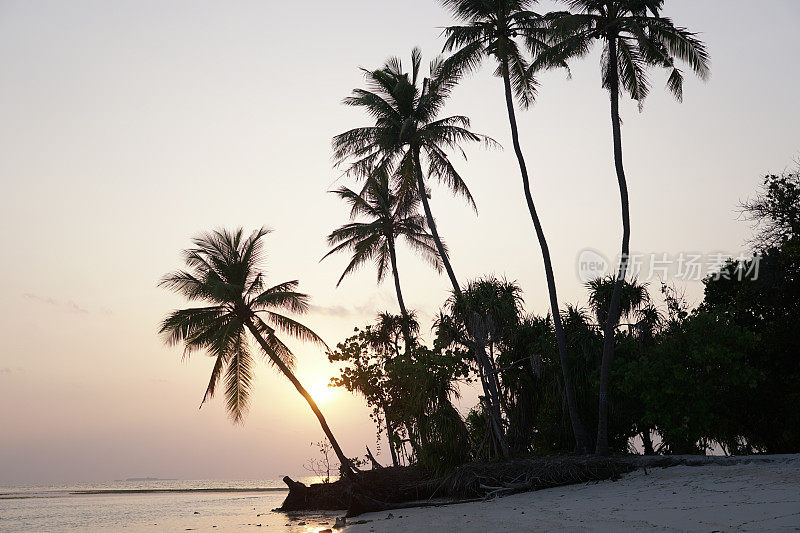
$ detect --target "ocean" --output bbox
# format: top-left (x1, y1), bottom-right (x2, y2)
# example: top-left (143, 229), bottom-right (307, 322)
top-left (0, 478), bottom-right (342, 532)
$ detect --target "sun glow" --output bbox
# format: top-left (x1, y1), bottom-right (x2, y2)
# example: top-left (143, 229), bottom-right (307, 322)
top-left (308, 381), bottom-right (334, 404)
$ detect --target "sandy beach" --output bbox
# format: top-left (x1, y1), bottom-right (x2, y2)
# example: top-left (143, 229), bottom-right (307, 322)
top-left (343, 456), bottom-right (800, 532)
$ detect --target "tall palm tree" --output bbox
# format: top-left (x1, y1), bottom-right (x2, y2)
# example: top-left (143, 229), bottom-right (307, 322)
top-left (537, 0), bottom-right (710, 454)
top-left (333, 47), bottom-right (497, 296)
top-left (322, 173), bottom-right (441, 349)
top-left (159, 227), bottom-right (355, 478)
top-left (441, 0), bottom-right (591, 452)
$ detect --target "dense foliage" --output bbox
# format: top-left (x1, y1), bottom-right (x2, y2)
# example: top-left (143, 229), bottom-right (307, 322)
top-left (162, 0), bottom-right (797, 477)
top-left (328, 170), bottom-right (800, 470)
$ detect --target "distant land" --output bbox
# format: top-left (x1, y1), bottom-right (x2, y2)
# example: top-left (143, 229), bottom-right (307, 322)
top-left (120, 477), bottom-right (177, 482)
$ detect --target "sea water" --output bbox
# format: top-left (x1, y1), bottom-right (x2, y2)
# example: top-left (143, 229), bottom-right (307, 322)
top-left (0, 478), bottom-right (341, 532)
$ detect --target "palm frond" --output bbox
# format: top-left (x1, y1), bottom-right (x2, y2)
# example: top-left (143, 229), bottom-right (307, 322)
top-left (262, 311), bottom-right (329, 349)
top-left (224, 331), bottom-right (254, 423)
top-left (249, 280), bottom-right (310, 314)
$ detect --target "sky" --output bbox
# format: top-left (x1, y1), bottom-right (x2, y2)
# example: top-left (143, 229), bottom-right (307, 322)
top-left (1, 0), bottom-right (798, 485)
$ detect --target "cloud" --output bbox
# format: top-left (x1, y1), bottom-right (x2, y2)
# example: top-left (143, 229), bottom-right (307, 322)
top-left (22, 293), bottom-right (100, 315)
top-left (310, 296), bottom-right (439, 325)
top-left (310, 298), bottom-right (383, 318)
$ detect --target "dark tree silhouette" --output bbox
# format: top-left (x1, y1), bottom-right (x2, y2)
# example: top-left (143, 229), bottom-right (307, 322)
top-left (441, 0), bottom-right (591, 452)
top-left (538, 0), bottom-right (710, 454)
top-left (159, 228), bottom-right (356, 478)
top-left (324, 173), bottom-right (441, 349)
top-left (333, 48), bottom-right (497, 296)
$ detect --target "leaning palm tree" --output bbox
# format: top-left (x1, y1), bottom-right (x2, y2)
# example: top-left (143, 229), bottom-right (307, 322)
top-left (333, 47), bottom-right (497, 296)
top-left (159, 227), bottom-right (355, 478)
top-left (322, 173), bottom-right (441, 349)
top-left (441, 0), bottom-right (591, 452)
top-left (537, 0), bottom-right (710, 454)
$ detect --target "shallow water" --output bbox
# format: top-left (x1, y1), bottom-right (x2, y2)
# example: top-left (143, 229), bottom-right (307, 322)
top-left (0, 479), bottom-right (341, 532)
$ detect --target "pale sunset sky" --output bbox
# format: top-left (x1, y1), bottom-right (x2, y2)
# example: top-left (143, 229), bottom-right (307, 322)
top-left (0, 1), bottom-right (798, 484)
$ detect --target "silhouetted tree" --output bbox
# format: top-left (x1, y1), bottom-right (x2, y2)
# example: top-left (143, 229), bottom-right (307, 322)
top-left (538, 0), bottom-right (710, 453)
top-left (333, 48), bottom-right (497, 296)
top-left (324, 173), bottom-right (440, 348)
top-left (159, 228), bottom-right (356, 478)
top-left (441, 0), bottom-right (590, 453)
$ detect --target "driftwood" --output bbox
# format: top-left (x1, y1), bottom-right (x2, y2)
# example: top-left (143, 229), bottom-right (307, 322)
top-left (279, 454), bottom-right (790, 517)
top-left (278, 466), bottom-right (429, 517)
top-left (279, 456), bottom-right (632, 516)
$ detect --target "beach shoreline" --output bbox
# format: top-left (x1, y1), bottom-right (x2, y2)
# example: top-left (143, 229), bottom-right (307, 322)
top-left (342, 455), bottom-right (800, 532)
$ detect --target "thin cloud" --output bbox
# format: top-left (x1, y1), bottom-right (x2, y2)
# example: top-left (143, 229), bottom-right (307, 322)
top-left (310, 302), bottom-right (378, 318)
top-left (310, 296), bottom-right (386, 318)
top-left (22, 293), bottom-right (97, 315)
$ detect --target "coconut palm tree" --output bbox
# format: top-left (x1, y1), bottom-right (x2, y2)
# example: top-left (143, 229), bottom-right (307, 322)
top-left (159, 227), bottom-right (356, 478)
top-left (440, 0), bottom-right (591, 452)
top-left (333, 47), bottom-right (497, 296)
top-left (537, 0), bottom-right (710, 454)
top-left (323, 173), bottom-right (441, 349)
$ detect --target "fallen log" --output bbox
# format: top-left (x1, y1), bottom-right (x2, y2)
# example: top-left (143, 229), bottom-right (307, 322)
top-left (279, 454), bottom-right (790, 517)
top-left (277, 466), bottom-right (429, 516)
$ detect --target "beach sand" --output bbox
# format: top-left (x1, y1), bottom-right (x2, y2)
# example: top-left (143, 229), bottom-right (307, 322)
top-left (343, 455), bottom-right (800, 532)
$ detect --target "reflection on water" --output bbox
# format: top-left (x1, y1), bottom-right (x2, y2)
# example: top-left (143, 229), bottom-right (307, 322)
top-left (0, 479), bottom-right (342, 532)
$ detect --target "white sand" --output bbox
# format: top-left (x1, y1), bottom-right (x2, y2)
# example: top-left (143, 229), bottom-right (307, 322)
top-left (343, 455), bottom-right (800, 532)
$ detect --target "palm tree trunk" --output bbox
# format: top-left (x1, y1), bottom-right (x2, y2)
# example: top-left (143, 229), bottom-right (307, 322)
top-left (470, 317), bottom-right (510, 458)
top-left (477, 340), bottom-right (510, 458)
top-left (412, 149), bottom-right (461, 295)
top-left (382, 403), bottom-right (400, 467)
top-left (596, 38), bottom-right (632, 455)
top-left (410, 149), bottom-right (510, 456)
top-left (641, 429), bottom-right (655, 455)
top-left (242, 317), bottom-right (357, 480)
top-left (500, 66), bottom-right (591, 454)
top-left (403, 421), bottom-right (420, 462)
top-left (387, 237), bottom-right (413, 351)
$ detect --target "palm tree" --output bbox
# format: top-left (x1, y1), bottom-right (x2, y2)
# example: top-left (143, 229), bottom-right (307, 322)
top-left (538, 0), bottom-right (710, 454)
top-left (323, 173), bottom-right (441, 349)
top-left (369, 310), bottom-right (421, 356)
top-left (586, 275), bottom-right (649, 327)
top-left (441, 0), bottom-right (591, 452)
top-left (159, 227), bottom-right (356, 478)
top-left (435, 277), bottom-right (529, 458)
top-left (333, 47), bottom-right (497, 296)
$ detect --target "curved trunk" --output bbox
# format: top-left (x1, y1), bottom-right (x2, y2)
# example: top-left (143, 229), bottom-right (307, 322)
top-left (412, 149), bottom-right (508, 456)
top-left (501, 66), bottom-right (591, 454)
top-left (412, 149), bottom-right (461, 295)
top-left (242, 317), bottom-right (357, 480)
top-left (596, 37), bottom-right (632, 455)
top-left (387, 237), bottom-right (413, 351)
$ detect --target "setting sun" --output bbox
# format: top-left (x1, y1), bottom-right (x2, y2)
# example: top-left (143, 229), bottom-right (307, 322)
top-left (308, 381), bottom-right (334, 404)
top-left (3, 1), bottom-right (800, 531)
